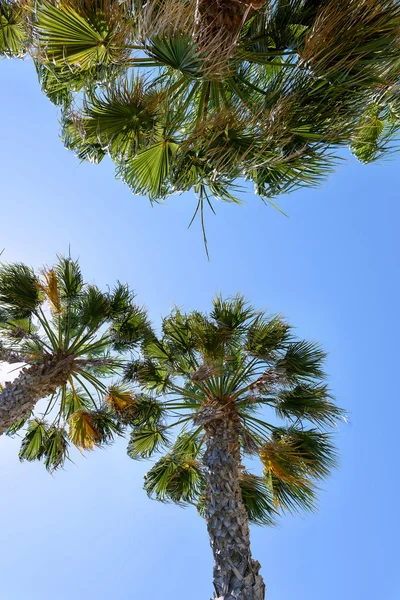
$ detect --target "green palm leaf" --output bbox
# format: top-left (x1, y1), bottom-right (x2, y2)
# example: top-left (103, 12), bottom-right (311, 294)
top-left (0, 263), bottom-right (43, 318)
top-left (238, 472), bottom-right (277, 526)
top-left (127, 423), bottom-right (170, 459)
top-left (276, 340), bottom-right (326, 381)
top-left (42, 426), bottom-right (70, 472)
top-left (351, 102), bottom-right (388, 164)
top-left (275, 384), bottom-right (345, 428)
top-left (266, 473), bottom-right (317, 515)
top-left (118, 138), bottom-right (178, 200)
top-left (35, 0), bottom-right (130, 70)
top-left (19, 419), bottom-right (48, 462)
top-left (0, 0), bottom-right (27, 57)
top-left (62, 388), bottom-right (92, 419)
top-left (144, 453), bottom-right (204, 504)
top-left (125, 358), bottom-right (171, 392)
top-left (55, 255), bottom-right (84, 299)
top-left (73, 79), bottom-right (158, 158)
top-left (246, 315), bottom-right (291, 359)
top-left (62, 116), bottom-right (107, 163)
top-left (146, 34), bottom-right (204, 77)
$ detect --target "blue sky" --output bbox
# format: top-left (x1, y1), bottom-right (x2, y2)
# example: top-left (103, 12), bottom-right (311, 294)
top-left (1, 58), bottom-right (399, 600)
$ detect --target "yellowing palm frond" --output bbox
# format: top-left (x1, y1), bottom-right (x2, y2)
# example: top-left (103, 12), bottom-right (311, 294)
top-left (38, 269), bottom-right (62, 315)
top-left (106, 384), bottom-right (135, 412)
top-left (260, 440), bottom-right (311, 486)
top-left (68, 410), bottom-right (101, 450)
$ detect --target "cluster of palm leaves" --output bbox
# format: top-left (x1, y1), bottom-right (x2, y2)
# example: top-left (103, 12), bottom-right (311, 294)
top-left (0, 255), bottom-right (152, 471)
top-left (2, 0), bottom-right (400, 237)
top-left (120, 295), bottom-right (345, 523)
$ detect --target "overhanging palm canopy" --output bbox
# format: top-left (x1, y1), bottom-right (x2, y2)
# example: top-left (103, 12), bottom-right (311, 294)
top-left (0, 254), bottom-right (152, 471)
top-left (2, 0), bottom-right (400, 228)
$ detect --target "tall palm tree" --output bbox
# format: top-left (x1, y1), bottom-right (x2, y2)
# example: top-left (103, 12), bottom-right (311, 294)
top-left (120, 295), bottom-right (345, 600)
top-left (2, 0), bottom-right (400, 236)
top-left (0, 254), bottom-right (151, 470)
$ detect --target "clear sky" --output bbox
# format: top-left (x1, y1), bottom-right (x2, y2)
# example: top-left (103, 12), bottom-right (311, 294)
top-left (1, 58), bottom-right (399, 600)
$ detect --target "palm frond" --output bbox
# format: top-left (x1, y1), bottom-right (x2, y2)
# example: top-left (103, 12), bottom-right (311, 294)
top-left (62, 387), bottom-right (92, 419)
top-left (106, 383), bottom-right (135, 414)
top-left (246, 314), bottom-right (291, 359)
top-left (275, 384), bottom-right (346, 428)
top-left (38, 269), bottom-right (62, 315)
top-left (6, 416), bottom-right (27, 437)
top-left (62, 115), bottom-right (107, 162)
top-left (125, 358), bottom-right (171, 393)
top-left (70, 78), bottom-right (158, 158)
top-left (19, 418), bottom-right (48, 462)
top-left (118, 138), bottom-right (178, 200)
top-left (265, 473), bottom-right (317, 515)
top-left (0, 0), bottom-right (27, 58)
top-left (68, 408), bottom-right (121, 450)
top-left (127, 423), bottom-right (170, 459)
top-left (144, 453), bottom-right (204, 504)
top-left (145, 34), bottom-right (204, 77)
top-left (109, 282), bottom-right (136, 316)
top-left (301, 0), bottom-right (400, 87)
top-left (276, 340), bottom-right (326, 381)
top-left (210, 294), bottom-right (255, 333)
top-left (55, 255), bottom-right (83, 299)
top-left (35, 0), bottom-right (131, 71)
top-left (78, 285), bottom-right (110, 329)
top-left (161, 309), bottom-right (197, 354)
top-left (110, 303), bottom-right (152, 350)
top-left (260, 426), bottom-right (338, 485)
top-left (0, 263), bottom-right (43, 318)
top-left (351, 99), bottom-right (400, 164)
top-left (238, 471), bottom-right (277, 526)
top-left (42, 426), bottom-right (69, 472)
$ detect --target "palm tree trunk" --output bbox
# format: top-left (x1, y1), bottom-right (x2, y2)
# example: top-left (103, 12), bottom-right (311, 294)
top-left (203, 410), bottom-right (265, 600)
top-left (0, 354), bottom-right (75, 435)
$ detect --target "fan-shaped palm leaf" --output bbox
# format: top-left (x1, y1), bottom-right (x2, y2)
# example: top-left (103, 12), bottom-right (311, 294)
top-left (127, 423), bottom-right (170, 459)
top-left (0, 0), bottom-right (27, 58)
top-left (35, 0), bottom-right (131, 70)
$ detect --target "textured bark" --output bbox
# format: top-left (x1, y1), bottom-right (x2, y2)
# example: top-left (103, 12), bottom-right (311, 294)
top-left (0, 353), bottom-right (76, 435)
top-left (203, 407), bottom-right (265, 600)
top-left (0, 344), bottom-right (24, 364)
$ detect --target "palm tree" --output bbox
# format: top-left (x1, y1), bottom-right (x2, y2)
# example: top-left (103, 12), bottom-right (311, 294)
top-left (0, 254), bottom-right (151, 470)
top-left (120, 295), bottom-right (345, 600)
top-left (3, 1), bottom-right (400, 236)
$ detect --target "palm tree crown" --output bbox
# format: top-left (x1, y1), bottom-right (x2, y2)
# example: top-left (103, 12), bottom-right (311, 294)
top-left (123, 295), bottom-right (345, 522)
top-left (2, 0), bottom-right (400, 231)
top-left (0, 254), bottom-right (151, 471)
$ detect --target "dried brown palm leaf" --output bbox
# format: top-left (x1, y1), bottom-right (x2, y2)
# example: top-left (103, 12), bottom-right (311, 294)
top-left (138, 0), bottom-right (196, 40)
top-left (301, 0), bottom-right (400, 84)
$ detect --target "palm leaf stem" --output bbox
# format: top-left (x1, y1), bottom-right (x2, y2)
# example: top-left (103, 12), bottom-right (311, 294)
top-left (169, 383), bottom-right (206, 403)
top-left (36, 308), bottom-right (59, 350)
top-left (226, 357), bottom-right (260, 396)
top-left (41, 392), bottom-right (58, 419)
top-left (72, 372), bottom-right (99, 410)
top-left (74, 368), bottom-right (107, 393)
